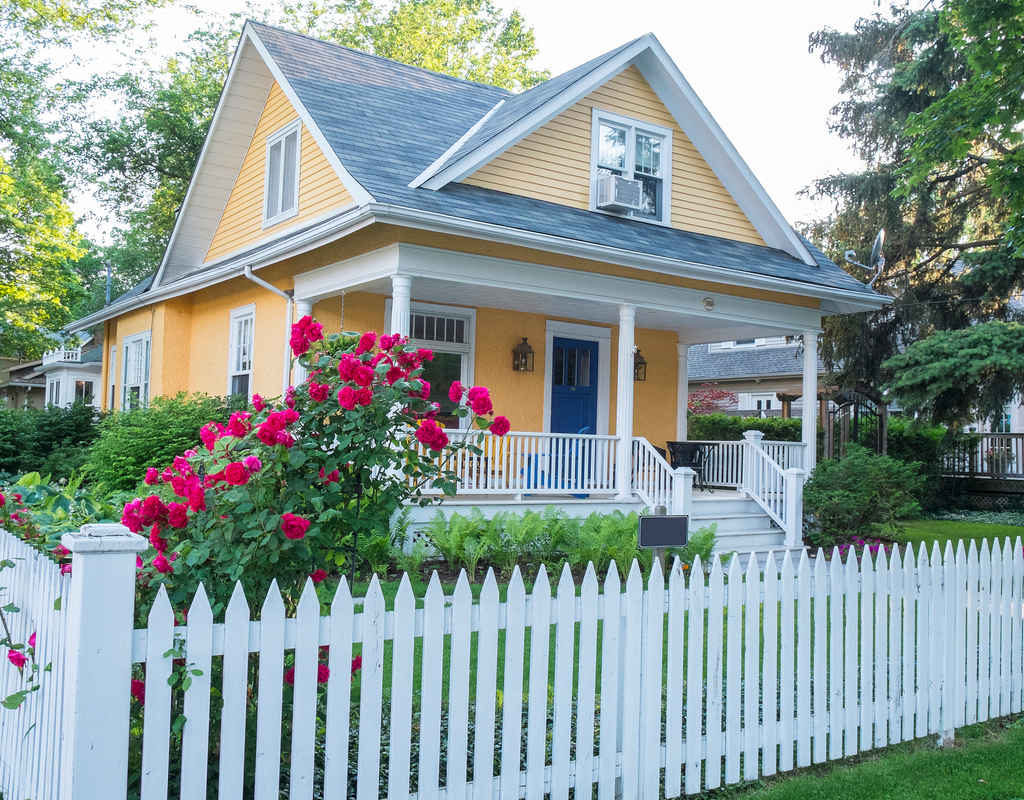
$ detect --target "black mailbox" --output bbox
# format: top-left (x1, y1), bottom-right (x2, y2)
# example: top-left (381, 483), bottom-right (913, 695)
top-left (638, 515), bottom-right (689, 548)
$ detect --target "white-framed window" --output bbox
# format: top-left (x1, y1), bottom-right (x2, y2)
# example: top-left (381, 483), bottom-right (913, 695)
top-left (228, 305), bottom-right (255, 399)
top-left (122, 331), bottom-right (151, 410)
top-left (108, 345), bottom-right (116, 409)
top-left (263, 120), bottom-right (301, 227)
top-left (47, 378), bottom-right (61, 406)
top-left (74, 380), bottom-right (94, 403)
top-left (710, 336), bottom-right (790, 352)
top-left (385, 300), bottom-right (476, 429)
top-left (590, 108), bottom-right (672, 225)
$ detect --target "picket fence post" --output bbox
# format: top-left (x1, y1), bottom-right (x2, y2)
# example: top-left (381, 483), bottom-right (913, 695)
top-left (59, 523), bottom-right (147, 800)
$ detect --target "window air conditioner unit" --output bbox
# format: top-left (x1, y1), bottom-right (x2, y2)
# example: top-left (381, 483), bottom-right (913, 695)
top-left (597, 174), bottom-right (643, 212)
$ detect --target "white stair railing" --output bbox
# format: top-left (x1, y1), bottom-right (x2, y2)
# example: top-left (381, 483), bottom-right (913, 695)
top-left (631, 438), bottom-right (695, 515)
top-left (739, 431), bottom-right (805, 546)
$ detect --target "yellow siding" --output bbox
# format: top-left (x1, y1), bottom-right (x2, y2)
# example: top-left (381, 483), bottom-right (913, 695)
top-left (463, 65), bottom-right (766, 246)
top-left (204, 82), bottom-right (355, 263)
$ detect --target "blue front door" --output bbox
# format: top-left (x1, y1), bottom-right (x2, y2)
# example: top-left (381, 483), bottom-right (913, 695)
top-left (550, 337), bottom-right (599, 433)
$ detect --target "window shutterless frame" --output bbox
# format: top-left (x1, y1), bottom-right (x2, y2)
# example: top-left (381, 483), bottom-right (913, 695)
top-left (121, 331), bottom-right (152, 410)
top-left (589, 107), bottom-right (672, 226)
top-left (228, 304), bottom-right (256, 399)
top-left (263, 120), bottom-right (301, 228)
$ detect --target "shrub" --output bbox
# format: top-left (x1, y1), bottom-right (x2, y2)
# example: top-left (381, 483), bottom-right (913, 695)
top-left (0, 403), bottom-right (100, 481)
top-left (82, 394), bottom-right (234, 491)
top-left (803, 444), bottom-right (924, 546)
top-left (885, 417), bottom-right (956, 511)
top-left (686, 412), bottom-right (803, 442)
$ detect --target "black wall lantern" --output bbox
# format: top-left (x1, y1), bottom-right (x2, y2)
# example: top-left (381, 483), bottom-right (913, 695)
top-left (633, 347), bottom-right (647, 381)
top-left (512, 337), bottom-right (535, 372)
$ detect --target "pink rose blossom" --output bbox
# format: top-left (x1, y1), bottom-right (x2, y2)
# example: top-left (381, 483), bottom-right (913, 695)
top-left (337, 386), bottom-right (356, 410)
top-left (187, 485), bottom-right (206, 513)
top-left (337, 354), bottom-right (359, 380)
top-left (167, 503), bottom-right (188, 529)
top-left (352, 364), bottom-right (374, 387)
top-left (310, 569), bottom-right (328, 583)
top-left (131, 679), bottom-right (146, 705)
top-left (355, 331), bottom-right (377, 354)
top-left (355, 387), bottom-right (373, 406)
top-left (243, 456), bottom-right (262, 472)
top-left (448, 381), bottom-right (463, 403)
top-left (416, 348), bottom-right (434, 362)
top-left (469, 391), bottom-right (492, 416)
top-left (28, 632), bottom-right (35, 649)
top-left (379, 334), bottom-right (397, 350)
top-left (152, 554), bottom-right (173, 575)
top-left (490, 416), bottom-right (511, 436)
top-left (308, 381), bottom-right (330, 402)
top-left (284, 667), bottom-right (295, 685)
top-left (60, 564), bottom-right (72, 576)
top-left (280, 512), bottom-right (311, 540)
top-left (7, 650), bottom-right (27, 669)
top-left (351, 655), bottom-right (363, 678)
top-left (224, 462), bottom-right (250, 486)
top-left (252, 394), bottom-right (266, 412)
top-left (144, 468), bottom-right (159, 485)
top-left (52, 545), bottom-right (69, 557)
top-left (318, 664), bottom-right (331, 683)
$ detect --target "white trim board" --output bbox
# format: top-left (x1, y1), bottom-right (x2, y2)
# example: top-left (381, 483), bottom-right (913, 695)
top-left (542, 320), bottom-right (612, 435)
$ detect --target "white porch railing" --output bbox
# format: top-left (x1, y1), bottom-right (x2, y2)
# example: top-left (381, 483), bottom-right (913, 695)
top-left (740, 431), bottom-right (805, 546)
top-left (41, 347), bottom-right (81, 366)
top-left (415, 431), bottom-right (618, 496)
top-left (631, 438), bottom-right (678, 511)
top-left (703, 440), bottom-right (806, 489)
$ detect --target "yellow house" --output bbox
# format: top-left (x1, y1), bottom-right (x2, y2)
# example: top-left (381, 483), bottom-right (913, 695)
top-left (73, 22), bottom-right (887, 554)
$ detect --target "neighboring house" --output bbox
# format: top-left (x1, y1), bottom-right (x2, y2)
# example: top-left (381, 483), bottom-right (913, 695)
top-left (37, 338), bottom-right (104, 408)
top-left (0, 359), bottom-right (45, 410)
top-left (687, 337), bottom-right (825, 417)
top-left (70, 22), bottom-right (887, 553)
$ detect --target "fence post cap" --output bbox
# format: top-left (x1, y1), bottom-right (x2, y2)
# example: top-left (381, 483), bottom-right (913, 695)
top-left (784, 467), bottom-right (806, 477)
top-left (742, 430), bottom-right (765, 441)
top-left (62, 524), bottom-right (148, 554)
top-left (673, 466), bottom-right (696, 477)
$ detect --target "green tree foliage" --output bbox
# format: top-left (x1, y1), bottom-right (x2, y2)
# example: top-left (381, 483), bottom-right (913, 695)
top-left (884, 321), bottom-right (1024, 426)
top-left (686, 412), bottom-right (803, 442)
top-left (73, 0), bottom-right (549, 283)
top-left (806, 3), bottom-right (1024, 422)
top-left (0, 0), bottom-right (174, 356)
top-left (0, 402), bottom-right (100, 480)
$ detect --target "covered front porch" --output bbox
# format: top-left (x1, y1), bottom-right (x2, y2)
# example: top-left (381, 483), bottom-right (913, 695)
top-left (293, 241), bottom-right (827, 552)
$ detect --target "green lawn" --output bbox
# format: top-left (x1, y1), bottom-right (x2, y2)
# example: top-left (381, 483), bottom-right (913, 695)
top-left (736, 715), bottom-right (1024, 800)
top-left (893, 519), bottom-right (1024, 551)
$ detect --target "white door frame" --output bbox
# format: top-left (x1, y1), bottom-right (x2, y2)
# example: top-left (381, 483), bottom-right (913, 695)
top-left (543, 320), bottom-right (612, 434)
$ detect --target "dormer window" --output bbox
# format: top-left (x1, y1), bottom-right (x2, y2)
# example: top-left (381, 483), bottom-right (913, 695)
top-left (263, 120), bottom-right (301, 227)
top-left (590, 108), bottom-right (672, 225)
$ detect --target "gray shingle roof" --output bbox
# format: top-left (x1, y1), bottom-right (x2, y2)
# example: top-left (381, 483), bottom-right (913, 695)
top-left (687, 343), bottom-right (824, 381)
top-left (249, 23), bottom-right (877, 297)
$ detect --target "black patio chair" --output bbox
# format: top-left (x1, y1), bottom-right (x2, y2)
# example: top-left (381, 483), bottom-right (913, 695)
top-left (666, 441), bottom-right (714, 493)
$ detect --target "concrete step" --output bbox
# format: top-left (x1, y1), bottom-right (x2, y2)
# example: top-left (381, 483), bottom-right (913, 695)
top-left (690, 511), bottom-right (777, 534)
top-left (713, 529), bottom-right (787, 551)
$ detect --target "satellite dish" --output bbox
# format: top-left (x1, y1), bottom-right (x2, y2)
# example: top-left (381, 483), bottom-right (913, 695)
top-left (869, 229), bottom-right (885, 269)
top-left (843, 229), bottom-right (886, 288)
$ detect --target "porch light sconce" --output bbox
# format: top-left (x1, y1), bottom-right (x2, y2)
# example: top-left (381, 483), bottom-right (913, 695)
top-left (633, 347), bottom-right (647, 382)
top-left (512, 337), bottom-right (535, 372)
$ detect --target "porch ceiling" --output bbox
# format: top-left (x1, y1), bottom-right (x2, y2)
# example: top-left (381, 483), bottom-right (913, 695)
top-left (294, 242), bottom-right (824, 343)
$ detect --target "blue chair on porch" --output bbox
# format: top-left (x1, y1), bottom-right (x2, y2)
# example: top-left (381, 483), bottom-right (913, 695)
top-left (522, 427), bottom-right (591, 497)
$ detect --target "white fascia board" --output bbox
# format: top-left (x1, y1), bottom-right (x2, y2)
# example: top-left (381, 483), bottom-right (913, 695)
top-left (246, 27), bottom-right (374, 208)
top-left (152, 30), bottom-right (266, 289)
top-left (633, 40), bottom-right (816, 265)
top-left (420, 35), bottom-right (656, 190)
top-left (71, 205), bottom-right (377, 330)
top-left (408, 99), bottom-right (506, 189)
top-left (366, 203), bottom-right (889, 314)
top-left (393, 242), bottom-right (823, 331)
top-left (293, 245), bottom-right (401, 303)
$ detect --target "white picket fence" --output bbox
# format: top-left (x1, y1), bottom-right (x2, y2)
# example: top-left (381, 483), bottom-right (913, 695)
top-left (5, 525), bottom-right (1024, 800)
top-left (0, 529), bottom-right (71, 800)
top-left (122, 537), bottom-right (1023, 800)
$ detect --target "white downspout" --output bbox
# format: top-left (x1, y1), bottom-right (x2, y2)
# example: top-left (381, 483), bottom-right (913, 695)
top-left (243, 265), bottom-right (293, 398)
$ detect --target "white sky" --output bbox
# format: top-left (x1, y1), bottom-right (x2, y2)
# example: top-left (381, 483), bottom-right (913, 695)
top-left (73, 0), bottom-right (896, 238)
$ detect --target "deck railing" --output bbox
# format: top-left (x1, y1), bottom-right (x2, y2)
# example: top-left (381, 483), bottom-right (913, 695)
top-left (700, 440), bottom-right (805, 489)
top-left (631, 438), bottom-right (677, 510)
top-left (739, 432), bottom-right (804, 546)
top-left (943, 433), bottom-right (1024, 479)
top-left (414, 430), bottom-right (618, 496)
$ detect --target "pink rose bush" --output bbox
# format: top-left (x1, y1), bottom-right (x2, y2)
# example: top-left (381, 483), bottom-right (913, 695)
top-left (117, 318), bottom-right (510, 611)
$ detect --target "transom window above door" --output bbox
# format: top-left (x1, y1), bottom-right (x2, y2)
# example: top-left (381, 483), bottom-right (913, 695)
top-left (590, 108), bottom-right (672, 225)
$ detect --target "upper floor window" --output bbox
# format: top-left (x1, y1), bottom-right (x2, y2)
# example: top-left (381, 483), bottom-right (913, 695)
top-left (122, 331), bottom-right (151, 410)
top-left (590, 108), bottom-right (672, 225)
top-left (263, 121), bottom-right (301, 227)
top-left (228, 305), bottom-right (255, 399)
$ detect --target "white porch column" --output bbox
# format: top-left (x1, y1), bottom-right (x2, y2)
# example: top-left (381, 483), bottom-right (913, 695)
top-left (801, 331), bottom-right (819, 478)
top-left (390, 275), bottom-right (412, 337)
top-left (293, 299), bottom-right (313, 385)
top-left (615, 304), bottom-right (636, 500)
top-left (676, 341), bottom-right (688, 441)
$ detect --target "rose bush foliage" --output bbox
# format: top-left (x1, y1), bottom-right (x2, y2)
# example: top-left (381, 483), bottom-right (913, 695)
top-left (120, 319), bottom-right (509, 613)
